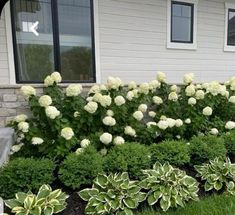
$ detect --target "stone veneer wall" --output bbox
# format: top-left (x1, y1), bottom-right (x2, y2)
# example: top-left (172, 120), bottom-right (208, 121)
top-left (0, 84), bottom-right (92, 128)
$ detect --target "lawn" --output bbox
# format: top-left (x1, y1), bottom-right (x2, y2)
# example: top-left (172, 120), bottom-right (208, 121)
top-left (137, 194), bottom-right (235, 215)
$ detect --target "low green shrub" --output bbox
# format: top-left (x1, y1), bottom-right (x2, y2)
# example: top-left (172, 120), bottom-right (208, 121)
top-left (195, 157), bottom-right (235, 195)
top-left (189, 135), bottom-right (227, 165)
top-left (222, 131), bottom-right (235, 158)
top-left (103, 143), bottom-right (151, 179)
top-left (140, 162), bottom-right (199, 212)
top-left (0, 158), bottom-right (55, 199)
top-left (5, 184), bottom-right (69, 215)
top-left (79, 172), bottom-right (146, 215)
top-left (150, 140), bottom-right (190, 167)
top-left (59, 146), bottom-right (103, 190)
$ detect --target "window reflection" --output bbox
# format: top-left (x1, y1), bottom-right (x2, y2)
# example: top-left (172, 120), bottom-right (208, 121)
top-left (228, 10), bottom-right (235, 46)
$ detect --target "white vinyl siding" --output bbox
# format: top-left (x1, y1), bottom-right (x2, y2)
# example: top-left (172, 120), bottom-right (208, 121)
top-left (0, 10), bottom-right (10, 85)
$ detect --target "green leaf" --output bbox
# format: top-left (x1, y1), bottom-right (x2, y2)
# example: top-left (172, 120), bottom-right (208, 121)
top-left (123, 197), bottom-right (138, 209)
top-left (31, 206), bottom-right (41, 215)
top-left (79, 189), bottom-right (95, 201)
top-left (4, 199), bottom-right (21, 209)
top-left (15, 192), bottom-right (27, 204)
top-left (37, 188), bottom-right (50, 200)
top-left (48, 189), bottom-right (62, 200)
top-left (205, 182), bottom-right (214, 191)
top-left (54, 204), bottom-right (66, 213)
top-left (44, 206), bottom-right (54, 215)
top-left (124, 208), bottom-right (133, 215)
top-left (137, 192), bottom-right (147, 202)
top-left (160, 198), bottom-right (171, 212)
top-left (147, 193), bottom-right (158, 206)
top-left (175, 195), bottom-right (184, 207)
top-left (24, 195), bottom-right (36, 209)
top-left (214, 181), bottom-right (223, 191)
top-left (95, 174), bottom-right (108, 188)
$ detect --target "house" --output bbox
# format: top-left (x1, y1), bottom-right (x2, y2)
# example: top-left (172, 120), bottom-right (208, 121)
top-left (0, 0), bottom-right (235, 127)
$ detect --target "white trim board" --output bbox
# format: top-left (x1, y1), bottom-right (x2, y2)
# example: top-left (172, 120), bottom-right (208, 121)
top-left (224, 2), bottom-right (235, 52)
top-left (167, 0), bottom-right (198, 50)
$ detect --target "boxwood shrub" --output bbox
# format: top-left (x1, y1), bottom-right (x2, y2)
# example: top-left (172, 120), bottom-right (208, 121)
top-left (0, 158), bottom-right (55, 199)
top-left (59, 146), bottom-right (103, 190)
top-left (103, 143), bottom-right (151, 179)
top-left (150, 140), bottom-right (190, 167)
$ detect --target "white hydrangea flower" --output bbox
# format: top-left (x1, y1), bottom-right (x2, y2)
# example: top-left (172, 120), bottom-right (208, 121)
top-left (102, 116), bottom-right (116, 126)
top-left (74, 111), bottom-right (80, 118)
top-left (51, 72), bottom-right (62, 83)
top-left (100, 148), bottom-right (107, 156)
top-left (160, 115), bottom-right (167, 120)
top-left (20, 86), bottom-right (36, 98)
top-left (132, 89), bottom-right (139, 98)
top-left (225, 121), bottom-right (235, 130)
top-left (31, 137), bottom-right (44, 145)
top-left (66, 84), bottom-right (82, 97)
top-left (75, 148), bottom-right (84, 155)
top-left (100, 95), bottom-right (112, 107)
top-left (84, 101), bottom-right (98, 114)
top-left (133, 111), bottom-right (144, 121)
top-left (44, 75), bottom-right (54, 87)
top-left (45, 106), bottom-right (60, 119)
top-left (166, 118), bottom-right (176, 128)
top-left (185, 118), bottom-right (191, 124)
top-left (92, 93), bottom-right (103, 103)
top-left (139, 83), bottom-right (150, 94)
top-left (229, 96), bottom-right (235, 104)
top-left (114, 96), bottom-right (126, 106)
top-left (148, 111), bottom-right (156, 118)
top-left (175, 119), bottom-right (183, 127)
top-left (157, 72), bottom-right (166, 83)
top-left (149, 80), bottom-right (161, 90)
top-left (210, 128), bottom-right (219, 135)
top-left (168, 92), bottom-right (178, 102)
top-left (157, 120), bottom-right (168, 130)
top-left (185, 84), bottom-right (195, 96)
top-left (183, 73), bottom-right (194, 85)
top-left (206, 81), bottom-right (223, 96)
top-left (188, 97), bottom-right (197, 105)
top-left (15, 114), bottom-right (28, 123)
top-left (18, 122), bottom-right (29, 133)
top-left (86, 97), bottom-right (93, 102)
top-left (124, 126), bottom-right (136, 137)
top-left (100, 132), bottom-right (112, 145)
top-left (100, 84), bottom-right (108, 91)
top-left (61, 127), bottom-right (74, 140)
top-left (138, 104), bottom-right (148, 113)
top-left (113, 136), bottom-right (125, 145)
top-left (203, 106), bottom-right (213, 116)
top-left (126, 91), bottom-right (135, 101)
top-left (106, 110), bottom-right (114, 117)
top-left (147, 122), bottom-right (157, 128)
top-left (89, 85), bottom-right (100, 94)
top-left (196, 84), bottom-right (202, 89)
top-left (10, 143), bottom-right (24, 154)
top-left (153, 96), bottom-right (163, 105)
top-left (195, 90), bottom-right (205, 100)
top-left (128, 81), bottom-right (137, 90)
top-left (170, 85), bottom-right (178, 92)
top-left (39, 95), bottom-right (52, 107)
top-left (107, 77), bottom-right (123, 90)
top-left (80, 139), bottom-right (90, 148)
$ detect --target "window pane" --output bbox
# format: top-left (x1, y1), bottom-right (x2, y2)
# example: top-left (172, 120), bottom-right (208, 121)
top-left (58, 0), bottom-right (95, 82)
top-left (12, 0), bottom-right (54, 82)
top-left (171, 2), bottom-right (193, 43)
top-left (228, 10), bottom-right (235, 46)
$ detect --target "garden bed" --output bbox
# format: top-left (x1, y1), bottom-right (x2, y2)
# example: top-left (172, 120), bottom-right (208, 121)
top-left (1, 72), bottom-right (235, 215)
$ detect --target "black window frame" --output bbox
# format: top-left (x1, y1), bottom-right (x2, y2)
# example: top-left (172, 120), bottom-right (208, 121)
top-left (10, 0), bottom-right (96, 84)
top-left (227, 8), bottom-right (235, 46)
top-left (171, 1), bottom-right (194, 44)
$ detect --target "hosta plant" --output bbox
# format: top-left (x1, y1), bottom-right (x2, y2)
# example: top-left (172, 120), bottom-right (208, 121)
top-left (79, 172), bottom-right (146, 215)
top-left (141, 162), bottom-right (199, 212)
top-left (195, 157), bottom-right (235, 195)
top-left (5, 184), bottom-right (69, 215)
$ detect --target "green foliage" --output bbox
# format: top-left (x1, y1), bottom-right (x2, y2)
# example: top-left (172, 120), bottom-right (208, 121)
top-left (150, 140), bottom-right (190, 167)
top-left (59, 146), bottom-right (103, 190)
top-left (189, 135), bottom-right (227, 165)
top-left (141, 162), bottom-right (199, 212)
top-left (79, 172), bottom-right (146, 215)
top-left (222, 131), bottom-right (235, 157)
top-left (195, 157), bottom-right (235, 195)
top-left (104, 143), bottom-right (151, 179)
top-left (5, 184), bottom-right (69, 215)
top-left (0, 158), bottom-right (55, 199)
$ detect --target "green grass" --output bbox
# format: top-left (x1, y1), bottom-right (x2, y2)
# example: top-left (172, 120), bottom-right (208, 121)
top-left (137, 194), bottom-right (235, 215)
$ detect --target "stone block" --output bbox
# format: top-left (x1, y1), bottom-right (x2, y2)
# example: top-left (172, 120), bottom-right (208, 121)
top-left (3, 94), bottom-right (17, 102)
top-left (2, 102), bottom-right (21, 108)
top-left (0, 89), bottom-right (15, 95)
top-left (0, 108), bottom-right (16, 117)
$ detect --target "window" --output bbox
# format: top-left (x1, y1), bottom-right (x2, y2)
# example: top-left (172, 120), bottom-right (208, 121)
top-left (224, 3), bottom-right (235, 52)
top-left (167, 0), bottom-right (198, 50)
top-left (11, 0), bottom-right (96, 83)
